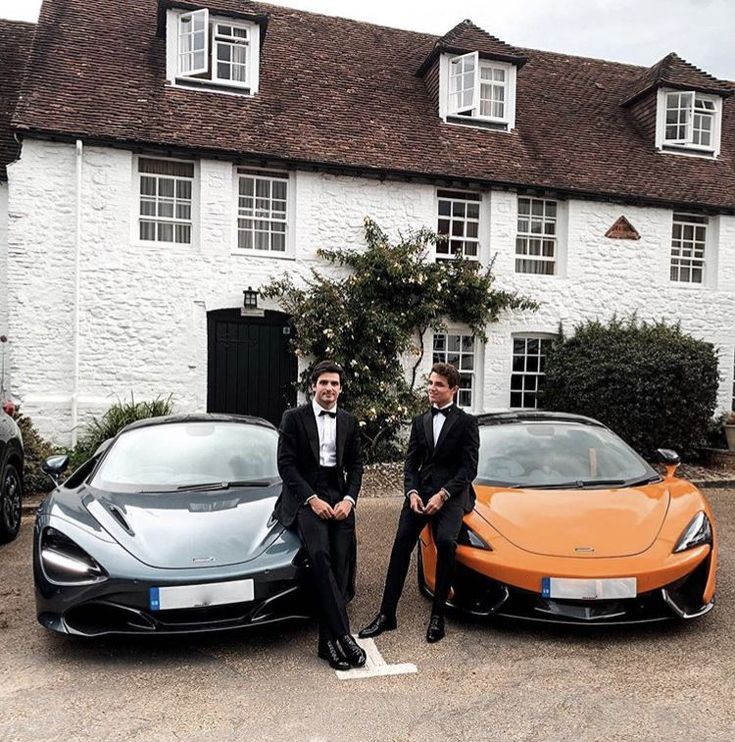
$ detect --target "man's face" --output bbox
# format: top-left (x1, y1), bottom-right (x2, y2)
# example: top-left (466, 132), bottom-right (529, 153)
top-left (428, 371), bottom-right (457, 408)
top-left (312, 372), bottom-right (342, 410)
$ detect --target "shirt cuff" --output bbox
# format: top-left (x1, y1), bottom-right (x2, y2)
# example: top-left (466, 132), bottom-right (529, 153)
top-left (440, 488), bottom-right (451, 502)
top-left (306, 494), bottom-right (317, 503)
top-left (406, 489), bottom-right (419, 498)
top-left (343, 496), bottom-right (356, 506)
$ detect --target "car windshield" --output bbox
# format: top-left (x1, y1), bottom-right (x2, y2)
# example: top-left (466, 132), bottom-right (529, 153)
top-left (476, 421), bottom-right (658, 489)
top-left (91, 421), bottom-right (279, 493)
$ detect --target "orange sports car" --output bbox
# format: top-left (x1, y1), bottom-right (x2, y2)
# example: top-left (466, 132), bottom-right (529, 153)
top-left (418, 412), bottom-right (717, 625)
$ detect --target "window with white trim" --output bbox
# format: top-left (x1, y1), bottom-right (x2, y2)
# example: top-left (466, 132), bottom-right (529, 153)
top-left (515, 197), bottom-right (557, 275)
top-left (433, 333), bottom-right (476, 408)
top-left (442, 52), bottom-right (516, 129)
top-left (510, 336), bottom-right (553, 409)
top-left (236, 170), bottom-right (288, 253)
top-left (670, 213), bottom-right (707, 283)
top-left (138, 158), bottom-right (194, 244)
top-left (436, 190), bottom-right (480, 261)
top-left (656, 89), bottom-right (722, 156)
top-left (170, 8), bottom-right (260, 92)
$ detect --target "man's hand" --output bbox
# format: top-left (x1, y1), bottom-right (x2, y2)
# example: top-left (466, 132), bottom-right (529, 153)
top-left (309, 497), bottom-right (334, 520)
top-left (409, 492), bottom-right (425, 515)
top-left (332, 500), bottom-right (353, 521)
top-left (423, 492), bottom-right (445, 516)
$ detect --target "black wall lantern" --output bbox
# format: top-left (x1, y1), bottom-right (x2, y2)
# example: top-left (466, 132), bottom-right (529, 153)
top-left (243, 287), bottom-right (259, 309)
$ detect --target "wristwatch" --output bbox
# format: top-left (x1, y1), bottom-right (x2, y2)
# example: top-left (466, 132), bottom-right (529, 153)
top-left (440, 489), bottom-right (450, 503)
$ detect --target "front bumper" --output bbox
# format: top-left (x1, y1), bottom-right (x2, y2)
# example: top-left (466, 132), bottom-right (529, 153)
top-left (439, 553), bottom-right (716, 626)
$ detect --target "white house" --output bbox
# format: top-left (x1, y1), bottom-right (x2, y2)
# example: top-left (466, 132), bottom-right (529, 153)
top-left (1, 0), bottom-right (734, 444)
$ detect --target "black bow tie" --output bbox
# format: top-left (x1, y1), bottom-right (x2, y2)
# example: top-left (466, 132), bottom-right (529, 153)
top-left (431, 406), bottom-right (452, 417)
top-left (319, 410), bottom-right (337, 418)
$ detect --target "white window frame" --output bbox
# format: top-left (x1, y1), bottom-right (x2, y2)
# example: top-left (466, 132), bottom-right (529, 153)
top-left (432, 331), bottom-right (478, 410)
top-left (166, 9), bottom-right (260, 94)
top-left (670, 212), bottom-right (708, 285)
top-left (135, 156), bottom-right (196, 246)
top-left (655, 88), bottom-right (722, 157)
top-left (515, 196), bottom-right (558, 276)
top-left (435, 189), bottom-right (481, 262)
top-left (178, 9), bottom-right (209, 77)
top-left (509, 335), bottom-right (555, 409)
top-left (440, 52), bottom-right (516, 130)
top-left (231, 168), bottom-right (296, 259)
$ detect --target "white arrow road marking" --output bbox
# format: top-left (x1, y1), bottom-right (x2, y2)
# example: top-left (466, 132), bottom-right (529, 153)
top-left (335, 636), bottom-right (417, 680)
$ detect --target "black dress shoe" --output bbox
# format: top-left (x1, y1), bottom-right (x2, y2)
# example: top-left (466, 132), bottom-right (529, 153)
top-left (339, 634), bottom-right (367, 667)
top-left (318, 640), bottom-right (350, 671)
top-left (358, 613), bottom-right (397, 639)
top-left (426, 615), bottom-right (445, 643)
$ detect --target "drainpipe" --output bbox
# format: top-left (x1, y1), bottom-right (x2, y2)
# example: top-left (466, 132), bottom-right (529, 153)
top-left (71, 139), bottom-right (83, 446)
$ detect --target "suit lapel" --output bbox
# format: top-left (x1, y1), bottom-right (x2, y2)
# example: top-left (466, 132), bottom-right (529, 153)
top-left (434, 406), bottom-right (459, 453)
top-left (302, 405), bottom-right (320, 464)
top-left (422, 411), bottom-right (434, 455)
top-left (336, 410), bottom-right (347, 467)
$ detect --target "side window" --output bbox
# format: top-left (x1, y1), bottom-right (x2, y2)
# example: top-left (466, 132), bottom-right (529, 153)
top-left (138, 158), bottom-right (194, 244)
top-left (436, 190), bottom-right (480, 261)
top-left (515, 196), bottom-right (557, 275)
top-left (670, 213), bottom-right (707, 284)
top-left (510, 336), bottom-right (553, 408)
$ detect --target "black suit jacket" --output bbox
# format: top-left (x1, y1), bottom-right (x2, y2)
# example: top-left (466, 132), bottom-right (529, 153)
top-left (274, 404), bottom-right (364, 528)
top-left (404, 405), bottom-right (479, 513)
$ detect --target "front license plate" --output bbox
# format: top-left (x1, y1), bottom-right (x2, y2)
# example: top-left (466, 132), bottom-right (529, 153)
top-left (541, 577), bottom-right (637, 600)
top-left (149, 579), bottom-right (255, 611)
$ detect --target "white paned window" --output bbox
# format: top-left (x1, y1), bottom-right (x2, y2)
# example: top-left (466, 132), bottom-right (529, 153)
top-left (510, 337), bottom-right (552, 409)
top-left (171, 9), bottom-right (259, 92)
top-left (449, 52), bottom-right (478, 115)
top-left (433, 333), bottom-right (476, 408)
top-left (436, 190), bottom-right (480, 261)
top-left (658, 89), bottom-right (722, 155)
top-left (516, 197), bottom-right (557, 275)
top-left (138, 158), bottom-right (194, 244)
top-left (213, 23), bottom-right (249, 83)
top-left (237, 170), bottom-right (288, 252)
top-left (670, 213), bottom-right (707, 283)
top-left (178, 9), bottom-right (209, 76)
top-left (445, 53), bottom-right (515, 127)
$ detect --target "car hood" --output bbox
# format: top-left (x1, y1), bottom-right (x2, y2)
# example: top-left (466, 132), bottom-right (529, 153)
top-left (474, 483), bottom-right (671, 558)
top-left (83, 483), bottom-right (283, 569)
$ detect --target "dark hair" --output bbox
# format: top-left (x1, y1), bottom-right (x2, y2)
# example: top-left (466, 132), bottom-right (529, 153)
top-left (310, 360), bottom-right (345, 386)
top-left (431, 362), bottom-right (460, 389)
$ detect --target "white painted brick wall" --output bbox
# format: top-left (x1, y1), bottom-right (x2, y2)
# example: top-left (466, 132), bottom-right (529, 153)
top-left (0, 182), bottom-right (8, 341)
top-left (5, 139), bottom-right (735, 443)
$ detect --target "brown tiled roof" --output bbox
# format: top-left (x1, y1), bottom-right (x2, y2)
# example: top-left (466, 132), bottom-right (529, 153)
top-left (623, 52), bottom-right (733, 106)
top-left (11, 0), bottom-right (735, 211)
top-left (417, 19), bottom-right (527, 75)
top-left (0, 19), bottom-right (34, 180)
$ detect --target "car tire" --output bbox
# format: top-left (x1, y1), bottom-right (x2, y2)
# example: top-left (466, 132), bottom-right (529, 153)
top-left (0, 462), bottom-right (23, 544)
top-left (416, 547), bottom-right (433, 600)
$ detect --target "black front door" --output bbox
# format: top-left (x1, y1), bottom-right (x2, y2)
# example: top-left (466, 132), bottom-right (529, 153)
top-left (207, 309), bottom-right (297, 426)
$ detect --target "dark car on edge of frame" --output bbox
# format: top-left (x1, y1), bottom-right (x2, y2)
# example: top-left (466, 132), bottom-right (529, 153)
top-left (0, 405), bottom-right (24, 544)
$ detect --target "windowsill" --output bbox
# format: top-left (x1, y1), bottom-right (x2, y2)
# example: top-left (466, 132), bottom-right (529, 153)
top-left (658, 145), bottom-right (717, 159)
top-left (231, 249), bottom-right (296, 261)
top-left (513, 270), bottom-right (563, 279)
top-left (134, 240), bottom-right (194, 249)
top-left (168, 78), bottom-right (255, 97)
top-left (444, 115), bottom-right (511, 132)
top-left (668, 280), bottom-right (711, 290)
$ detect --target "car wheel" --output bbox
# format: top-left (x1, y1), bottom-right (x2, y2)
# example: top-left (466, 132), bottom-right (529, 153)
top-left (0, 463), bottom-right (23, 543)
top-left (416, 547), bottom-right (432, 600)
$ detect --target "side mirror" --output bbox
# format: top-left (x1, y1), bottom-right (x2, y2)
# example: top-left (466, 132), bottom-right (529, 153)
top-left (657, 448), bottom-right (680, 477)
top-left (42, 455), bottom-right (70, 486)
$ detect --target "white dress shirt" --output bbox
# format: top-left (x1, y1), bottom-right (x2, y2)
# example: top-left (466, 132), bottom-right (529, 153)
top-left (308, 400), bottom-right (355, 507)
top-left (432, 401), bottom-right (454, 444)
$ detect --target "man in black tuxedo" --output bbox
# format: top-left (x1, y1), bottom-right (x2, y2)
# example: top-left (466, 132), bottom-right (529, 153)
top-left (274, 360), bottom-right (366, 670)
top-left (360, 362), bottom-right (479, 643)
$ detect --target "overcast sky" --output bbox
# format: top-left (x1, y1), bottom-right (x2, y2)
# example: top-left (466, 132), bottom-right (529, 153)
top-left (1, 0), bottom-right (733, 79)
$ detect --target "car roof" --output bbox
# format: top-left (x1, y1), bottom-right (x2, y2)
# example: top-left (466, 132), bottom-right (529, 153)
top-left (120, 413), bottom-right (277, 434)
top-left (477, 410), bottom-right (607, 428)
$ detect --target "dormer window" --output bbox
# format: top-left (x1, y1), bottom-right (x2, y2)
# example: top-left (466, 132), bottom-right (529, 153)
top-left (656, 88), bottom-right (722, 156)
top-left (440, 52), bottom-right (516, 130)
top-left (167, 8), bottom-right (260, 94)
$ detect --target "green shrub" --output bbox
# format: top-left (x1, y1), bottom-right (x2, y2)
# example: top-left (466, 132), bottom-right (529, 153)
top-left (13, 413), bottom-right (55, 497)
top-left (538, 318), bottom-right (719, 459)
top-left (68, 395), bottom-right (174, 470)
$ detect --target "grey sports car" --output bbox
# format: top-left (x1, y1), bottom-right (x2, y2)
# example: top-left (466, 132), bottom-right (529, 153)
top-left (34, 414), bottom-right (310, 636)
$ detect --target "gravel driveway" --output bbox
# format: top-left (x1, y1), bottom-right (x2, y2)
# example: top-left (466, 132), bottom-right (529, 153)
top-left (1, 490), bottom-right (733, 742)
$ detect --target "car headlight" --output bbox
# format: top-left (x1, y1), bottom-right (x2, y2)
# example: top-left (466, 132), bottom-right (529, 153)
top-left (41, 527), bottom-right (107, 584)
top-left (458, 524), bottom-right (492, 550)
top-left (673, 512), bottom-right (712, 553)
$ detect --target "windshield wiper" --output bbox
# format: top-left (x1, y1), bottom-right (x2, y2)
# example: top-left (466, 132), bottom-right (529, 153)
top-left (175, 479), bottom-right (272, 492)
top-left (530, 479), bottom-right (628, 490)
top-left (625, 474), bottom-right (663, 487)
